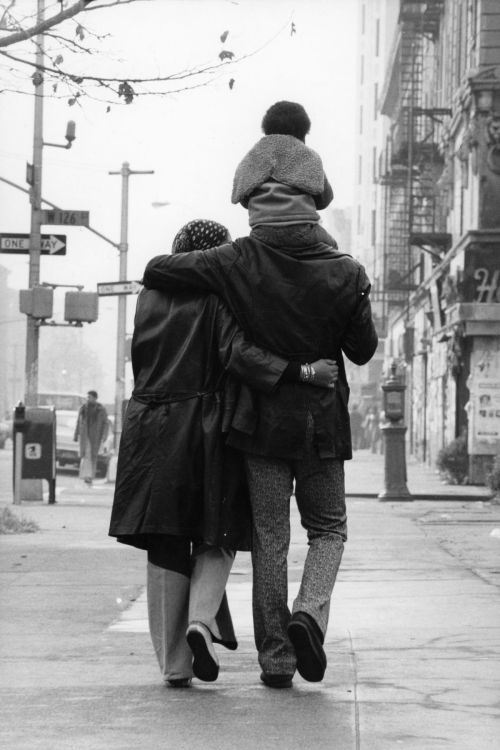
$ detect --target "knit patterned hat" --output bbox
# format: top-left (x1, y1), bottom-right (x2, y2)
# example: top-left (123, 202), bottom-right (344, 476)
top-left (172, 219), bottom-right (229, 253)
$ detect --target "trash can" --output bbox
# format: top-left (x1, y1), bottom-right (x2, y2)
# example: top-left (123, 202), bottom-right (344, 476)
top-left (13, 403), bottom-right (56, 504)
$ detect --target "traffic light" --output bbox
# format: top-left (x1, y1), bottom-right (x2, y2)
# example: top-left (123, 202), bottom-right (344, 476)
top-left (19, 287), bottom-right (53, 319)
top-left (64, 291), bottom-right (98, 323)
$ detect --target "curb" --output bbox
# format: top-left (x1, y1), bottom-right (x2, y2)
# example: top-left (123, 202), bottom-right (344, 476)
top-left (346, 492), bottom-right (494, 501)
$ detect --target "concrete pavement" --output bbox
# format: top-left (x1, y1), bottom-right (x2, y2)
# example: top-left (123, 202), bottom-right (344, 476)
top-left (344, 448), bottom-right (494, 500)
top-left (1, 448), bottom-right (499, 749)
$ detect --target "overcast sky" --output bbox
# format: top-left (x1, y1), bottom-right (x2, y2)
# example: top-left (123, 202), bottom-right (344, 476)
top-left (0, 0), bottom-right (359, 401)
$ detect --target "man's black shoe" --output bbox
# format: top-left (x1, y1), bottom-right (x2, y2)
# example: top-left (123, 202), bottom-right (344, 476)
top-left (287, 611), bottom-right (326, 682)
top-left (260, 672), bottom-right (293, 689)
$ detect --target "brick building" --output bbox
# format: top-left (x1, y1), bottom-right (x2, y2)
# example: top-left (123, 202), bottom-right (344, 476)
top-left (353, 0), bottom-right (500, 482)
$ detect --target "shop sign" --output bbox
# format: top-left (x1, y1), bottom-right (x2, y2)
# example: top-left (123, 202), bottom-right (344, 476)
top-left (467, 350), bottom-right (500, 455)
top-left (474, 268), bottom-right (500, 303)
top-left (460, 246), bottom-right (500, 303)
top-left (475, 382), bottom-right (500, 441)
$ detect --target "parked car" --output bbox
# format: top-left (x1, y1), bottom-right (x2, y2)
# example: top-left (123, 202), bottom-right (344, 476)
top-left (56, 410), bottom-right (114, 478)
top-left (38, 392), bottom-right (86, 411)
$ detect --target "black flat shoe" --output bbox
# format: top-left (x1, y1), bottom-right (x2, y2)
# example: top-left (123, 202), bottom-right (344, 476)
top-left (186, 622), bottom-right (219, 682)
top-left (260, 672), bottom-right (293, 689)
top-left (167, 678), bottom-right (192, 688)
top-left (287, 611), bottom-right (326, 682)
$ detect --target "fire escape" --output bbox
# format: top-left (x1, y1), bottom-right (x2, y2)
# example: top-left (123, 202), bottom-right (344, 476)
top-left (380, 0), bottom-right (452, 316)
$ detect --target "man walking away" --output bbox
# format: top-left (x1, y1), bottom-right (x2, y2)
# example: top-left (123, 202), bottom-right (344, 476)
top-left (74, 390), bottom-right (108, 486)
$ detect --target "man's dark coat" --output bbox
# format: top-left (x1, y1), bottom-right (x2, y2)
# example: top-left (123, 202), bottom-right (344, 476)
top-left (74, 401), bottom-right (108, 462)
top-left (143, 235), bottom-right (378, 460)
top-left (108, 288), bottom-right (287, 551)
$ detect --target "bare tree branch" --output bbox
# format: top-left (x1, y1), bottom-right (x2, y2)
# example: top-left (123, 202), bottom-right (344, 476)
top-left (43, 31), bottom-right (101, 55)
top-left (0, 0), bottom-right (149, 48)
top-left (0, 47), bottom-right (242, 86)
top-left (0, 0), bottom-right (16, 31)
top-left (1, 1), bottom-right (88, 47)
top-left (0, 2), bottom-right (292, 104)
top-left (1, 65), bottom-right (228, 107)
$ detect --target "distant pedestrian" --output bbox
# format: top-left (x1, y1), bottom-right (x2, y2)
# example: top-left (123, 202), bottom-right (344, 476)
top-left (363, 406), bottom-right (380, 453)
top-left (350, 404), bottom-right (363, 450)
top-left (74, 390), bottom-right (108, 486)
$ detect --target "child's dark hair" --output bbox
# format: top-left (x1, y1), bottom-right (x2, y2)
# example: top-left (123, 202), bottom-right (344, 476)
top-left (261, 101), bottom-right (311, 142)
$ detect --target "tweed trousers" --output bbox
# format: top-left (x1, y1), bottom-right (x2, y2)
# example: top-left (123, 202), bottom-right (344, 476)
top-left (245, 416), bottom-right (347, 677)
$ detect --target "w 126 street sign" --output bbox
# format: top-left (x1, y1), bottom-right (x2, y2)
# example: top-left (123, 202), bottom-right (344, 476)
top-left (97, 281), bottom-right (142, 296)
top-left (40, 209), bottom-right (89, 227)
top-left (0, 233), bottom-right (66, 255)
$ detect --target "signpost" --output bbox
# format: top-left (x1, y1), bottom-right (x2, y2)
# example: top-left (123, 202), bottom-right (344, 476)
top-left (0, 233), bottom-right (66, 255)
top-left (97, 280), bottom-right (142, 296)
top-left (40, 209), bottom-right (89, 227)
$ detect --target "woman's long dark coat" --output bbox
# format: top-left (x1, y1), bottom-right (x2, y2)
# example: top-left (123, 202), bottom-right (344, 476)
top-left (108, 288), bottom-right (286, 551)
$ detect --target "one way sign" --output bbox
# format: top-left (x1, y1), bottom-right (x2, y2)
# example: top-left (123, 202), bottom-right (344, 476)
top-left (0, 233), bottom-right (67, 255)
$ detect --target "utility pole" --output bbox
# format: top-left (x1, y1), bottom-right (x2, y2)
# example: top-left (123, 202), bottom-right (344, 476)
top-left (108, 162), bottom-right (154, 448)
top-left (25, 0), bottom-right (45, 406)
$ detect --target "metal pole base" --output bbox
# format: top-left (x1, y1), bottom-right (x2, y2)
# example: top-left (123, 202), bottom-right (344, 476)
top-left (378, 424), bottom-right (413, 502)
top-left (48, 478), bottom-right (56, 504)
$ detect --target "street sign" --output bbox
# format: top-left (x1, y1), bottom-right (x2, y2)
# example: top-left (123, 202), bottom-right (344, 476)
top-left (97, 280), bottom-right (142, 296)
top-left (40, 209), bottom-right (89, 227)
top-left (0, 233), bottom-right (67, 255)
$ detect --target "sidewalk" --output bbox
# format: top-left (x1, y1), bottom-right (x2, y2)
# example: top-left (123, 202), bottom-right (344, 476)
top-left (1, 463), bottom-right (500, 749)
top-left (345, 449), bottom-right (494, 500)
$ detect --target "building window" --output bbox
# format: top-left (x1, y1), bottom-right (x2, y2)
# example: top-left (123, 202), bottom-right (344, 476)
top-left (374, 82), bottom-right (378, 119)
top-left (357, 205), bottom-right (362, 234)
top-left (372, 147), bottom-right (377, 182)
top-left (371, 209), bottom-right (376, 246)
top-left (358, 155), bottom-right (363, 184)
top-left (375, 18), bottom-right (380, 57)
top-left (361, 3), bottom-right (365, 35)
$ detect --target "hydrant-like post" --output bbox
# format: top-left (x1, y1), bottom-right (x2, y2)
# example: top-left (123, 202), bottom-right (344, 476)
top-left (378, 361), bottom-right (412, 501)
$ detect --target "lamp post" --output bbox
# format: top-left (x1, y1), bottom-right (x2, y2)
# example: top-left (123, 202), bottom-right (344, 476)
top-left (25, 0), bottom-right (45, 407)
top-left (108, 162), bottom-right (154, 449)
top-left (25, 0), bottom-right (77, 407)
top-left (378, 361), bottom-right (412, 501)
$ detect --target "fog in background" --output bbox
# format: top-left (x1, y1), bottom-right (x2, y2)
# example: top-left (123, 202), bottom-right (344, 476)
top-left (0, 0), bottom-right (358, 403)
